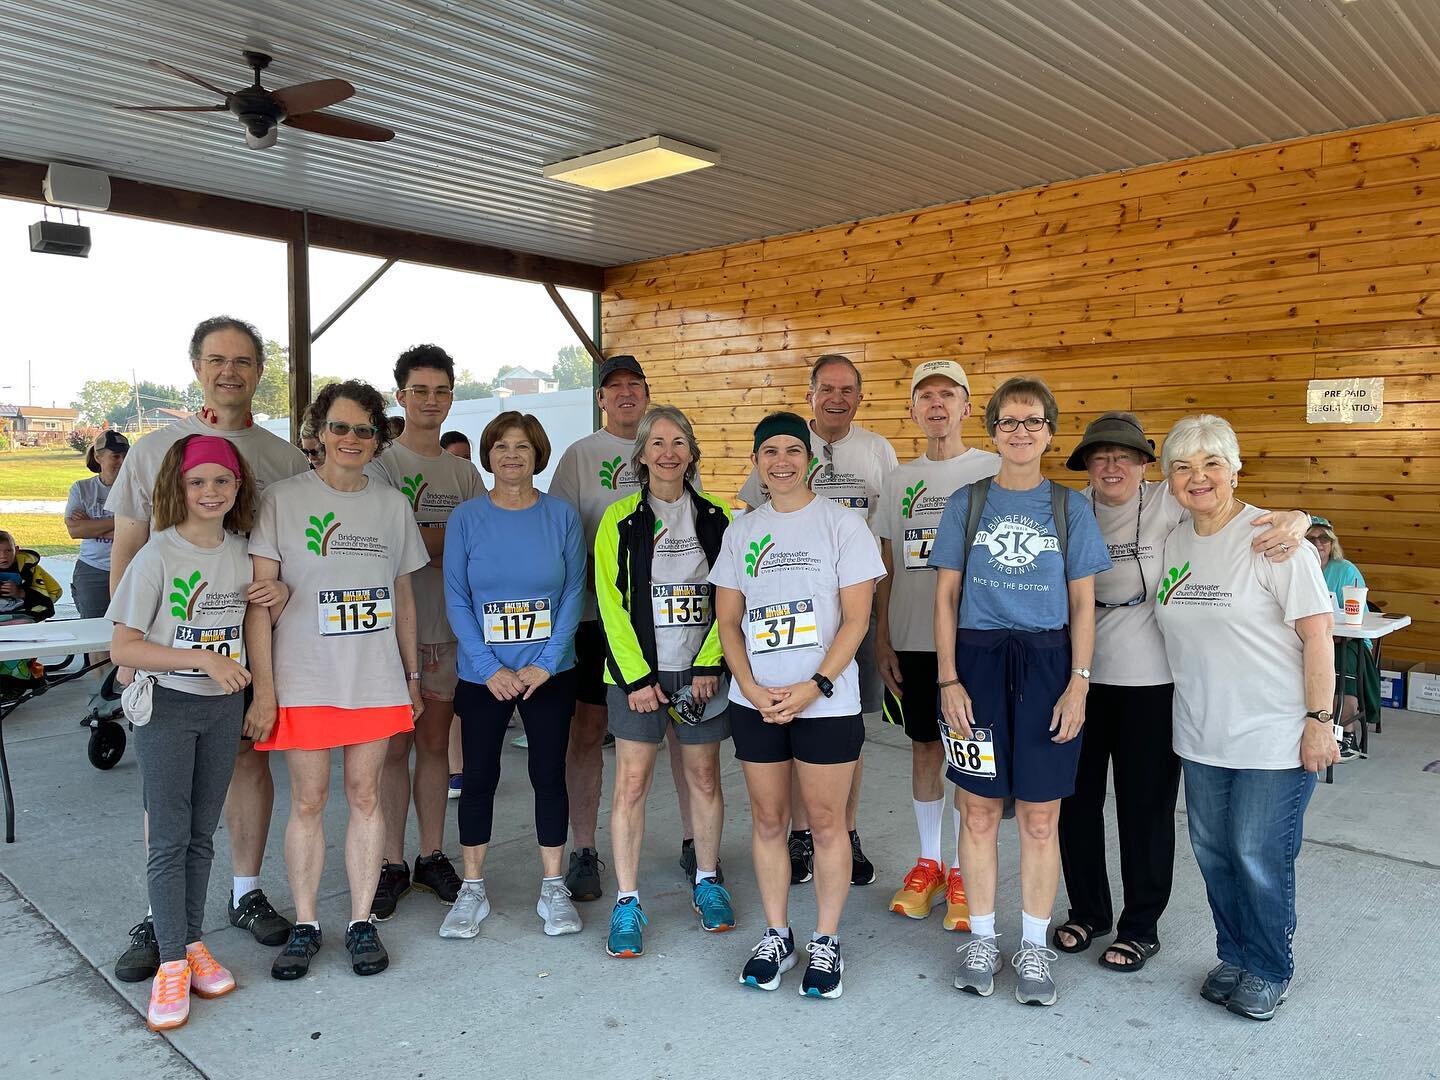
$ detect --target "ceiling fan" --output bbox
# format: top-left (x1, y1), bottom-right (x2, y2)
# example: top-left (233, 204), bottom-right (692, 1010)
top-left (117, 50), bottom-right (395, 149)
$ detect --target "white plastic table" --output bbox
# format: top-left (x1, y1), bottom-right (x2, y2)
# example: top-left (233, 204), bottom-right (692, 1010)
top-left (1328, 612), bottom-right (1411, 783)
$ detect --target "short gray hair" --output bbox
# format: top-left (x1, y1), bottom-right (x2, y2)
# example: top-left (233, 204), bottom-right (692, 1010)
top-left (809, 354), bottom-right (862, 392)
top-left (1161, 414), bottom-right (1243, 475)
top-left (631, 404), bottom-right (701, 485)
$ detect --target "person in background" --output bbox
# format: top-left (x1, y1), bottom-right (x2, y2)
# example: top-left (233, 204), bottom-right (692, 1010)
top-left (441, 430), bottom-right (472, 461)
top-left (440, 428), bottom-right (474, 785)
top-left (298, 417), bottom-right (323, 470)
top-left (1306, 515), bottom-right (1371, 762)
top-left (0, 528), bottom-right (62, 624)
top-left (386, 415), bottom-right (406, 440)
top-left (66, 430), bottom-right (129, 629)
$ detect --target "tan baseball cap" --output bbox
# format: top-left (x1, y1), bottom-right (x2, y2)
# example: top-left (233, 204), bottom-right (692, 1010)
top-left (910, 359), bottom-right (970, 395)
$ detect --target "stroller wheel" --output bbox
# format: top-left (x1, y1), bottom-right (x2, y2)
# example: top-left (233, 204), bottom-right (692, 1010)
top-left (88, 720), bottom-right (126, 770)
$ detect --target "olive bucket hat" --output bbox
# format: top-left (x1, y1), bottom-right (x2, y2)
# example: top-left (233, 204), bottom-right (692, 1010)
top-left (1065, 411), bottom-right (1156, 472)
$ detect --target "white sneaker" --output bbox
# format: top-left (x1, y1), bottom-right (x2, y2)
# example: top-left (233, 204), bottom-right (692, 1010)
top-left (439, 881), bottom-right (491, 939)
top-left (537, 879), bottom-right (582, 936)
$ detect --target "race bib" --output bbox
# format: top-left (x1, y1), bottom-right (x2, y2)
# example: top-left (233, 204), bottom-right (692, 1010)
top-left (746, 598), bottom-right (820, 655)
top-left (903, 527), bottom-right (936, 571)
top-left (317, 587), bottom-right (394, 636)
top-left (652, 583), bottom-right (712, 628)
top-left (830, 495), bottom-right (869, 514)
top-left (172, 623), bottom-right (244, 676)
top-left (483, 598), bottom-right (552, 645)
top-left (939, 725), bottom-right (998, 778)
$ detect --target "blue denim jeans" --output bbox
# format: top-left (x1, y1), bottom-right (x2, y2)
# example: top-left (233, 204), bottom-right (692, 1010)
top-left (1181, 760), bottom-right (1316, 983)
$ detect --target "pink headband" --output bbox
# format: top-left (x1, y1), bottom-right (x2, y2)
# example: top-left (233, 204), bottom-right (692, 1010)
top-left (182, 435), bottom-right (243, 480)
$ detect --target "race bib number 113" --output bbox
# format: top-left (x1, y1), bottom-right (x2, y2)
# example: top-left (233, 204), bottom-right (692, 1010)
top-left (318, 587), bottom-right (394, 637)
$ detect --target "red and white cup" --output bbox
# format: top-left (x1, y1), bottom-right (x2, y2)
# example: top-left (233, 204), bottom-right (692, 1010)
top-left (1342, 585), bottom-right (1367, 626)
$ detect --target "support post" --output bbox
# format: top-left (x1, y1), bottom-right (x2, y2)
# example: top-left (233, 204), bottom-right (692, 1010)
top-left (287, 213), bottom-right (312, 442)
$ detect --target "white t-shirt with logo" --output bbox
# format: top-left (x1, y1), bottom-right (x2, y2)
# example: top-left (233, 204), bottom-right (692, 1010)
top-left (548, 428), bottom-right (643, 621)
top-left (249, 471), bottom-right (429, 710)
top-left (105, 527), bottom-right (252, 696)
top-left (1088, 480), bottom-right (1185, 687)
top-left (368, 441), bottom-right (486, 645)
top-left (709, 495), bottom-right (886, 717)
top-left (66, 476), bottom-right (116, 571)
top-left (107, 415), bottom-right (307, 524)
top-left (876, 449), bottom-right (1000, 652)
top-left (649, 492), bottom-right (714, 671)
top-left (1154, 503), bottom-right (1331, 770)
top-left (739, 423), bottom-right (898, 532)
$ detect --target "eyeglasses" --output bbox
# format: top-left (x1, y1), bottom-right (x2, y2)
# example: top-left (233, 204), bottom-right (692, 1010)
top-left (299, 446), bottom-right (323, 460)
top-left (1088, 451), bottom-right (1143, 469)
top-left (1093, 486), bottom-right (1149, 609)
top-left (400, 386), bottom-right (454, 400)
top-left (1306, 533), bottom-right (1332, 544)
top-left (994, 416), bottom-right (1051, 433)
top-left (325, 421), bottom-right (379, 440)
top-left (202, 356), bottom-right (256, 371)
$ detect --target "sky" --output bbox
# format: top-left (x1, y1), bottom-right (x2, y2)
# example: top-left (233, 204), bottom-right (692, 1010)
top-left (1, 196), bottom-right (593, 414)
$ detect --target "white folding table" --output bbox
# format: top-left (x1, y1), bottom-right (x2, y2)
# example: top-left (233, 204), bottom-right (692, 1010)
top-left (1328, 612), bottom-right (1411, 783)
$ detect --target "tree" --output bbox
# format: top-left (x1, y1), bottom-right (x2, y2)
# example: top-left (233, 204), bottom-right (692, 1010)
top-left (452, 367), bottom-right (495, 401)
top-left (553, 345), bottom-right (592, 390)
top-left (71, 379), bottom-right (132, 425)
top-left (103, 380), bottom-right (189, 427)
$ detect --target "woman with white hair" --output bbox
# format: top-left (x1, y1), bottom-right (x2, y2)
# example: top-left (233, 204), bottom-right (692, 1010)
top-left (1154, 414), bottom-right (1337, 1022)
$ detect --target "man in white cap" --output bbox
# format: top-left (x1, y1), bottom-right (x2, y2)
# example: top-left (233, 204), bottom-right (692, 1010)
top-left (876, 359), bottom-right (998, 931)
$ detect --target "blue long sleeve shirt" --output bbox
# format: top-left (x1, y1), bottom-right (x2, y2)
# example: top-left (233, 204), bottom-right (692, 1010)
top-left (444, 492), bottom-right (586, 683)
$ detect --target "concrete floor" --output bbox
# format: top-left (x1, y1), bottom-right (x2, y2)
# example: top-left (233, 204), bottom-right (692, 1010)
top-left (2, 670), bottom-right (1438, 1080)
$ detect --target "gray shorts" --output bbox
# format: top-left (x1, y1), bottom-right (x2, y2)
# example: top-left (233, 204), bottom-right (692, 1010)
top-left (607, 668), bottom-right (731, 746)
top-left (856, 614), bottom-right (882, 715)
top-left (71, 558), bottom-right (111, 620)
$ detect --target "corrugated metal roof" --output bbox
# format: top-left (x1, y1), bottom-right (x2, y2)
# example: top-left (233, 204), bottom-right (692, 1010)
top-left (3, 0), bottom-right (1440, 267)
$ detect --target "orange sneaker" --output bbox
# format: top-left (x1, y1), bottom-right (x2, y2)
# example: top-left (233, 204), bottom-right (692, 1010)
top-left (943, 866), bottom-right (971, 931)
top-left (147, 959), bottom-right (191, 1031)
top-left (186, 941), bottom-right (236, 998)
top-left (889, 857), bottom-right (947, 919)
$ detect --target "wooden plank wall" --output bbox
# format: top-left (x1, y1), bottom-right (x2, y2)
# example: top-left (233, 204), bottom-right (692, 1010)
top-left (600, 116), bottom-right (1440, 663)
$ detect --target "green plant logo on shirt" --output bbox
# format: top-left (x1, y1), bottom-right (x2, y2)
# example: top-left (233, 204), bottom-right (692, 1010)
top-left (653, 516), bottom-right (668, 549)
top-left (306, 511), bottom-right (342, 556)
top-left (901, 481), bottom-right (928, 518)
top-left (400, 473), bottom-right (429, 511)
top-left (744, 534), bottom-right (774, 577)
top-left (599, 456), bottom-right (624, 490)
top-left (805, 457), bottom-right (822, 489)
top-left (169, 570), bottom-right (207, 620)
top-left (1157, 561), bottom-right (1191, 605)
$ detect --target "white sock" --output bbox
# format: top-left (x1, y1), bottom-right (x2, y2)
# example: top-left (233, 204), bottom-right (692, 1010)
top-left (617, 890), bottom-right (639, 904)
top-left (914, 798), bottom-right (944, 864)
top-left (769, 925), bottom-right (792, 940)
top-left (811, 930), bottom-right (837, 945)
top-left (970, 912), bottom-right (996, 939)
top-left (347, 919), bottom-right (369, 931)
top-left (298, 920), bottom-right (320, 930)
top-left (696, 869), bottom-right (717, 885)
top-left (464, 877), bottom-right (483, 885)
top-left (1022, 910), bottom-right (1050, 948)
top-left (232, 876), bottom-right (259, 904)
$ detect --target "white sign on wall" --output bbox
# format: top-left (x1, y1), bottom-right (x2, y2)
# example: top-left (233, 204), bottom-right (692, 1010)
top-left (1306, 378), bottom-right (1384, 424)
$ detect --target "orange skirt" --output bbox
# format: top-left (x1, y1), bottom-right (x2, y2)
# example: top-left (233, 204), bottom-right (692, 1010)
top-left (255, 704), bottom-right (413, 752)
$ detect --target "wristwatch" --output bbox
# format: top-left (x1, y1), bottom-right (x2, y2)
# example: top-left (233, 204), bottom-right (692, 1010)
top-left (811, 673), bottom-right (834, 698)
top-left (1071, 667), bottom-right (1090, 680)
top-left (1305, 709), bottom-right (1333, 723)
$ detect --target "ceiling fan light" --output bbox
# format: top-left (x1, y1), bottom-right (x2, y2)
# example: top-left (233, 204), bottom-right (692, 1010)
top-left (542, 135), bottom-right (718, 191)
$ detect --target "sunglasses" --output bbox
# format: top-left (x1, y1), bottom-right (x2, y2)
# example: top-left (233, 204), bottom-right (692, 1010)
top-left (325, 420), bottom-right (379, 440)
top-left (299, 446), bottom-right (323, 459)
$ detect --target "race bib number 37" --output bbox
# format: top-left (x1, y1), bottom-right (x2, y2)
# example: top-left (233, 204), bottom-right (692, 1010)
top-left (903, 527), bottom-right (936, 571)
top-left (939, 725), bottom-right (998, 778)
top-left (484, 598), bottom-right (553, 645)
top-left (318, 587), bottom-right (394, 636)
top-left (172, 623), bottom-right (244, 676)
top-left (652, 583), bottom-right (712, 628)
top-left (746, 597), bottom-right (820, 655)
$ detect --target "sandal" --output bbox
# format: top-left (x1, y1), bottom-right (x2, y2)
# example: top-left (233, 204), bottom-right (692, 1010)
top-left (1051, 920), bottom-right (1095, 954)
top-left (1099, 938), bottom-right (1160, 972)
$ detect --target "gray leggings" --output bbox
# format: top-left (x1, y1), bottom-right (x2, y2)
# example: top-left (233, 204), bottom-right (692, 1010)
top-left (133, 685), bottom-right (244, 962)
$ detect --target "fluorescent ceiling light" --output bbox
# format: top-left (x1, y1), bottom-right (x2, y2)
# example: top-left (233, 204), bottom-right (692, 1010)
top-left (543, 136), bottom-right (719, 191)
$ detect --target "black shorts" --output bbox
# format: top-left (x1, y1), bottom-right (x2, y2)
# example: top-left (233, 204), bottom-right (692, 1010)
top-left (730, 703), bottom-right (864, 766)
top-left (573, 620), bottom-right (608, 708)
top-left (882, 651), bottom-right (940, 743)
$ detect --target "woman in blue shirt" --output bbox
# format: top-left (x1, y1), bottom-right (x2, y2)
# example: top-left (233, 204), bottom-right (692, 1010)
top-left (442, 411), bottom-right (586, 940)
top-left (929, 377), bottom-right (1111, 1007)
top-left (1307, 515), bottom-right (1369, 761)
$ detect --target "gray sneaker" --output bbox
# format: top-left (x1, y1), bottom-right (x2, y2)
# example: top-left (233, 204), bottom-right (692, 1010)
top-left (1226, 972), bottom-right (1289, 1021)
top-left (537, 879), bottom-right (582, 936)
top-left (1200, 961), bottom-right (1245, 1004)
top-left (439, 881), bottom-right (491, 939)
top-left (1012, 941), bottom-right (1059, 1006)
top-left (954, 934), bottom-right (1004, 996)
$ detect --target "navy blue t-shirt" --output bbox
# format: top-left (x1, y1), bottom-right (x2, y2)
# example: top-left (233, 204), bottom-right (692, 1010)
top-left (929, 479), bottom-right (1111, 632)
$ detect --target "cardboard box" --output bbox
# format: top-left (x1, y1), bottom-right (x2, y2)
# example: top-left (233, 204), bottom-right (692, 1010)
top-left (1380, 668), bottom-right (1407, 711)
top-left (1407, 662), bottom-right (1440, 715)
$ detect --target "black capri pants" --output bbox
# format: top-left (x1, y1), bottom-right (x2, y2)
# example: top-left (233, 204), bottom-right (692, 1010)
top-left (455, 669), bottom-right (577, 849)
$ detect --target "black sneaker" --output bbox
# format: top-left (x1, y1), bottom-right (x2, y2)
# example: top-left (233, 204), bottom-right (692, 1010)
top-left (565, 847), bottom-right (605, 902)
top-left (739, 928), bottom-right (797, 991)
top-left (679, 838), bottom-right (725, 885)
top-left (788, 831), bottom-right (814, 885)
top-left (1336, 732), bottom-right (1362, 763)
top-left (371, 860), bottom-right (411, 921)
top-left (229, 889), bottom-right (293, 946)
top-left (271, 923), bottom-right (322, 981)
top-left (413, 850), bottom-right (463, 904)
top-left (345, 920), bottom-right (389, 976)
top-left (850, 830), bottom-right (876, 886)
top-left (800, 935), bottom-right (844, 999)
top-left (114, 916), bottom-right (159, 982)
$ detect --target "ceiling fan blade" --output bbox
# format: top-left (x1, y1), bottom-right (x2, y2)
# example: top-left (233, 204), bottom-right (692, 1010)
top-left (272, 78), bottom-right (354, 117)
top-left (116, 104), bottom-right (228, 112)
top-left (146, 58), bottom-right (231, 98)
top-left (284, 111), bottom-right (394, 142)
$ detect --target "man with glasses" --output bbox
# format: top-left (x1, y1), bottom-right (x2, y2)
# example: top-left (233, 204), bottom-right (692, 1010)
top-left (738, 354), bottom-right (898, 887)
top-left (366, 345), bottom-right (485, 919)
top-left (107, 315), bottom-right (308, 983)
top-left (875, 361), bottom-right (997, 930)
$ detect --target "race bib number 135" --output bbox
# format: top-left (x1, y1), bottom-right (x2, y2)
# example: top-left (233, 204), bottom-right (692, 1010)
top-left (318, 587), bottom-right (393, 636)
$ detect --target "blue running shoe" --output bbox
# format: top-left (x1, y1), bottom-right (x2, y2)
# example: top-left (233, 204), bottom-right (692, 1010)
top-left (606, 897), bottom-right (648, 958)
top-left (693, 877), bottom-right (735, 933)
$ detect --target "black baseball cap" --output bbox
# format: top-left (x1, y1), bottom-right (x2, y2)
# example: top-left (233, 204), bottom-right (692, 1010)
top-left (85, 429), bottom-right (130, 472)
top-left (598, 354), bottom-right (645, 386)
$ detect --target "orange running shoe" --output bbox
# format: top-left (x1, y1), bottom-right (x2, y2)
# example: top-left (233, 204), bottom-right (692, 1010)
top-left (889, 857), bottom-right (947, 919)
top-left (147, 959), bottom-right (191, 1031)
top-left (186, 941), bottom-right (236, 998)
top-left (943, 866), bottom-right (971, 931)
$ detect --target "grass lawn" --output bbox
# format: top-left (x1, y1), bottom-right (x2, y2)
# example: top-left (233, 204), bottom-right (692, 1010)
top-left (0, 447), bottom-right (91, 500)
top-left (0, 513), bottom-right (78, 556)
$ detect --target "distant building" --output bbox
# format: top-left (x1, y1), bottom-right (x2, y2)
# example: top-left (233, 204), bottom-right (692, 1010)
top-left (14, 405), bottom-right (78, 434)
top-left (498, 367), bottom-right (557, 395)
top-left (118, 407), bottom-right (191, 433)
